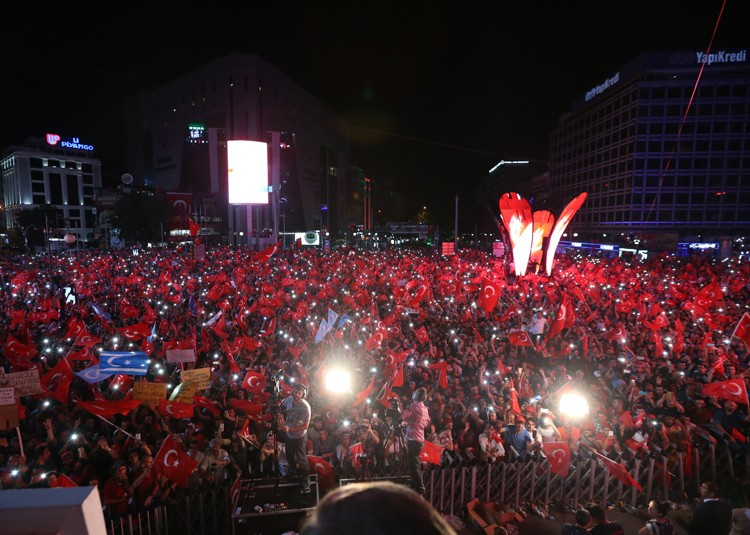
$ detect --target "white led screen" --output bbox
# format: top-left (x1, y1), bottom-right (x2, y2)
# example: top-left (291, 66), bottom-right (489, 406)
top-left (227, 140), bottom-right (268, 204)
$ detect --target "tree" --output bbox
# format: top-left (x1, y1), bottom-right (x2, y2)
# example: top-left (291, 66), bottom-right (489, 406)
top-left (15, 206), bottom-right (57, 250)
top-left (113, 192), bottom-right (170, 245)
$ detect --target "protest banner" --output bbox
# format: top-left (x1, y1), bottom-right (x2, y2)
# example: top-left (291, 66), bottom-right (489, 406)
top-left (1, 369), bottom-right (42, 396)
top-left (170, 382), bottom-right (196, 404)
top-left (134, 382), bottom-right (168, 405)
top-left (0, 386), bottom-right (19, 430)
top-left (180, 368), bottom-right (211, 391)
top-left (166, 348), bottom-right (196, 364)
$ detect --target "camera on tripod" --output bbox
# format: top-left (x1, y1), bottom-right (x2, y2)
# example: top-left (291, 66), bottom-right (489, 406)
top-left (384, 397), bottom-right (402, 422)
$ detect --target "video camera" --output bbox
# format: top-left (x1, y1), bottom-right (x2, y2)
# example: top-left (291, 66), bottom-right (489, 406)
top-left (384, 397), bottom-right (402, 422)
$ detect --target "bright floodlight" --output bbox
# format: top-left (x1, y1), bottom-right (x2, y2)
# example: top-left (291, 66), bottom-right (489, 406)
top-left (559, 393), bottom-right (589, 419)
top-left (324, 368), bottom-right (352, 394)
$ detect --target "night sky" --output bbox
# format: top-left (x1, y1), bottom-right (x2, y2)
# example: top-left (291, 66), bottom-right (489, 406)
top-left (2, 1), bottom-right (748, 230)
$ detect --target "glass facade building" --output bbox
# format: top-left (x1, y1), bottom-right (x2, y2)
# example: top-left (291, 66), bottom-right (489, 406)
top-left (550, 49), bottom-right (750, 243)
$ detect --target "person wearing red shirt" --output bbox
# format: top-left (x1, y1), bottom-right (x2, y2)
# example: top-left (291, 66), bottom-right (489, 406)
top-left (101, 462), bottom-right (132, 516)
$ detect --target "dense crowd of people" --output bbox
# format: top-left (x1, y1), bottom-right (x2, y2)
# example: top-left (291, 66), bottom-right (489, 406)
top-left (1, 244), bottom-right (749, 520)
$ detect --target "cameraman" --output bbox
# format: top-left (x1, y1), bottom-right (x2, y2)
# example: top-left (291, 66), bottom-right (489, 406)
top-left (282, 383), bottom-right (311, 493)
top-left (398, 387), bottom-right (431, 495)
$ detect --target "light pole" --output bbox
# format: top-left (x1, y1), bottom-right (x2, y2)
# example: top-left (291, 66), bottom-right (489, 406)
top-left (20, 224), bottom-right (41, 252)
top-left (454, 194), bottom-right (459, 252)
top-left (488, 159), bottom-right (530, 174)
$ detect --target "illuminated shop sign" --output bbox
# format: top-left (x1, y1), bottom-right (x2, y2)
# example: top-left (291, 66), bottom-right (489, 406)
top-left (187, 124), bottom-right (208, 144)
top-left (585, 72), bottom-right (620, 102)
top-left (687, 242), bottom-right (718, 250)
top-left (46, 133), bottom-right (94, 151)
top-left (696, 49), bottom-right (747, 65)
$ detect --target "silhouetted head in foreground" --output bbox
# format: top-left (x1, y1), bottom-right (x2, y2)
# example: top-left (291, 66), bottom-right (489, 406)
top-left (300, 481), bottom-right (456, 535)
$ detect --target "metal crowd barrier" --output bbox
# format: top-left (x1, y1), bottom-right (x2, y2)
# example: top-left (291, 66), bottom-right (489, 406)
top-left (106, 439), bottom-right (745, 533)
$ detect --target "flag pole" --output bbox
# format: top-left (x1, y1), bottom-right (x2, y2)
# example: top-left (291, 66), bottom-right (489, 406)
top-left (94, 414), bottom-right (138, 440)
top-left (16, 427), bottom-right (24, 459)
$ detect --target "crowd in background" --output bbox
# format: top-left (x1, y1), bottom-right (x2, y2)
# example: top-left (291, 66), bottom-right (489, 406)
top-left (1, 245), bottom-right (749, 518)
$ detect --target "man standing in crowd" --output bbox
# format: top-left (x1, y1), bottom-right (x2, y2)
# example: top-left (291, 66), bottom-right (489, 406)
top-left (562, 509), bottom-right (591, 535)
top-left (586, 503), bottom-right (624, 535)
top-left (684, 481), bottom-right (732, 535)
top-left (282, 383), bottom-right (311, 493)
top-left (399, 387), bottom-right (431, 495)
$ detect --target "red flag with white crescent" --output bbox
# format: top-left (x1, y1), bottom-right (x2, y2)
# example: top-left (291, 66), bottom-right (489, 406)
top-left (594, 451), bottom-right (642, 491)
top-left (541, 442), bottom-right (571, 476)
top-left (703, 378), bottom-right (749, 406)
top-left (158, 399), bottom-right (195, 419)
top-left (154, 434), bottom-right (197, 487)
top-left (477, 278), bottom-right (500, 314)
top-left (731, 313), bottom-right (750, 347)
top-left (77, 399), bottom-right (141, 418)
top-left (308, 455), bottom-right (335, 490)
top-left (242, 371), bottom-right (267, 394)
top-left (352, 377), bottom-right (375, 407)
top-left (415, 326), bottom-right (430, 345)
top-left (508, 331), bottom-right (534, 347)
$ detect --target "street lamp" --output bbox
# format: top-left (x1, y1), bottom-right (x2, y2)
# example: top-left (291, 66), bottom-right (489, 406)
top-left (20, 224), bottom-right (41, 251)
top-left (488, 159), bottom-right (530, 174)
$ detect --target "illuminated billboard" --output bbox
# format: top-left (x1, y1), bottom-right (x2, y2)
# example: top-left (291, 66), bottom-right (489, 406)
top-left (227, 140), bottom-right (268, 204)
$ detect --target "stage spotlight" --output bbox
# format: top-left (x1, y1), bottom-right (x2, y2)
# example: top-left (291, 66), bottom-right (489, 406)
top-left (324, 368), bottom-right (352, 394)
top-left (559, 392), bottom-right (589, 420)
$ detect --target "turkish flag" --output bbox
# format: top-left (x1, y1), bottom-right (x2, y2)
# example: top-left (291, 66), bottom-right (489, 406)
top-left (471, 325), bottom-right (484, 343)
top-left (256, 241), bottom-right (281, 262)
top-left (545, 294), bottom-right (570, 341)
top-left (229, 398), bottom-right (265, 418)
top-left (477, 279), bottom-right (500, 313)
top-left (385, 350), bottom-right (409, 378)
top-left (29, 309), bottom-right (59, 324)
top-left (50, 473), bottom-right (78, 488)
top-left (187, 217), bottom-right (201, 237)
top-left (509, 381), bottom-right (521, 415)
top-left (41, 358), bottom-right (73, 404)
top-left (158, 399), bottom-right (195, 419)
top-left (391, 362), bottom-right (404, 388)
top-left (154, 435), bottom-right (197, 487)
top-left (415, 326), bottom-right (430, 345)
top-left (353, 377), bottom-right (375, 407)
top-left (604, 326), bottom-right (626, 342)
top-left (229, 474), bottom-right (242, 512)
top-left (703, 378), bottom-right (749, 405)
top-left (541, 442), bottom-right (571, 476)
top-left (696, 281), bottom-right (723, 306)
top-left (193, 396), bottom-right (221, 416)
top-left (349, 442), bottom-right (365, 470)
top-left (428, 361), bottom-right (449, 389)
top-left (74, 333), bottom-right (101, 348)
top-left (308, 455), bottom-right (335, 491)
top-left (10, 309), bottom-right (26, 329)
top-left (508, 331), bottom-right (534, 347)
top-left (594, 452), bottom-right (642, 491)
top-left (3, 334), bottom-right (38, 361)
top-left (376, 381), bottom-right (395, 408)
top-left (243, 337), bottom-right (262, 351)
top-left (242, 371), bottom-right (267, 394)
top-left (732, 313), bottom-right (750, 347)
top-left (365, 330), bottom-right (386, 351)
top-left (78, 399), bottom-right (141, 418)
top-left (683, 301), bottom-right (706, 318)
top-left (118, 322), bottom-right (152, 342)
top-left (419, 440), bottom-right (444, 465)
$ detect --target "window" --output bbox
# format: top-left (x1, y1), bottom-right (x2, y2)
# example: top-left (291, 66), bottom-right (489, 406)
top-left (49, 173), bottom-right (63, 204)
